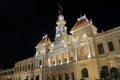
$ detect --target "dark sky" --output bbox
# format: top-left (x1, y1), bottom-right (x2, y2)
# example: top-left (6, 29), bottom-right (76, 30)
top-left (0, 0), bottom-right (120, 69)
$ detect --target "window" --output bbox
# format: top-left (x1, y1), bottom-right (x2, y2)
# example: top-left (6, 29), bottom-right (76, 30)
top-left (39, 60), bottom-right (42, 66)
top-left (23, 66), bottom-right (24, 71)
top-left (108, 42), bottom-right (114, 51)
top-left (58, 74), bottom-right (62, 80)
top-left (28, 64), bottom-right (30, 69)
top-left (65, 73), bottom-right (69, 80)
top-left (82, 68), bottom-right (88, 78)
top-left (25, 65), bottom-right (27, 71)
top-left (52, 75), bottom-right (56, 80)
top-left (53, 61), bottom-right (55, 64)
top-left (58, 59), bottom-right (61, 63)
top-left (35, 75), bottom-right (39, 80)
top-left (70, 57), bottom-right (73, 61)
top-left (47, 75), bottom-right (50, 80)
top-left (71, 72), bottom-right (75, 80)
top-left (64, 58), bottom-right (67, 62)
top-left (20, 66), bottom-right (21, 71)
top-left (97, 43), bottom-right (104, 54)
top-left (31, 63), bottom-right (34, 70)
top-left (100, 66), bottom-right (109, 79)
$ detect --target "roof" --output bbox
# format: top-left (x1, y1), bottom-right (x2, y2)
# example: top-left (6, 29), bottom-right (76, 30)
top-left (37, 37), bottom-right (50, 46)
top-left (71, 17), bottom-right (89, 31)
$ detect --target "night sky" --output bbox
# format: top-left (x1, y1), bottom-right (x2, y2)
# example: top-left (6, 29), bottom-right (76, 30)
top-left (0, 0), bottom-right (120, 69)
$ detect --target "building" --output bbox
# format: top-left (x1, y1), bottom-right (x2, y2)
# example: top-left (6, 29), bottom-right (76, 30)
top-left (0, 13), bottom-right (120, 80)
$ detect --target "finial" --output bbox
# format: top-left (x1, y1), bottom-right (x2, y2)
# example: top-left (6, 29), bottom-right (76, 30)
top-left (102, 29), bottom-right (104, 33)
top-left (42, 33), bottom-right (48, 39)
top-left (77, 13), bottom-right (87, 21)
top-left (83, 13), bottom-right (86, 18)
top-left (90, 18), bottom-right (93, 23)
top-left (77, 12), bottom-right (82, 21)
top-left (80, 12), bottom-right (82, 17)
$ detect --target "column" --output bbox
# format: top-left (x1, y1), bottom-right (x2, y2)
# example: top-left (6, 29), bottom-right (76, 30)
top-left (113, 35), bottom-right (119, 52)
top-left (55, 54), bottom-right (57, 66)
top-left (67, 48), bottom-right (69, 63)
top-left (75, 47), bottom-right (78, 61)
top-left (49, 56), bottom-right (51, 67)
top-left (103, 38), bottom-right (109, 53)
top-left (87, 42), bottom-right (92, 58)
top-left (61, 52), bottom-right (63, 65)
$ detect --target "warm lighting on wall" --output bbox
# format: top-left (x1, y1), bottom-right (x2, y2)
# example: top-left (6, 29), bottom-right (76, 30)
top-left (74, 38), bottom-right (78, 42)
top-left (51, 43), bottom-right (54, 47)
top-left (67, 60), bottom-right (69, 64)
top-left (61, 61), bottom-right (62, 65)
top-left (73, 36), bottom-right (79, 42)
top-left (40, 65), bottom-right (43, 68)
top-left (48, 58), bottom-right (51, 67)
top-left (64, 44), bottom-right (67, 47)
top-left (82, 33), bottom-right (87, 38)
top-left (87, 53), bottom-right (91, 58)
top-left (75, 55), bottom-right (77, 61)
top-left (62, 40), bottom-right (65, 43)
top-left (50, 49), bottom-right (52, 52)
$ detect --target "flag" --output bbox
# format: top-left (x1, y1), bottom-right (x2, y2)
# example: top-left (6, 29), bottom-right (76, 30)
top-left (58, 3), bottom-right (63, 12)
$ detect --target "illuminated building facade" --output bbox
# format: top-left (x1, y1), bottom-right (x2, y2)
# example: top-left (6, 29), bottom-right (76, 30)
top-left (0, 13), bottom-right (120, 80)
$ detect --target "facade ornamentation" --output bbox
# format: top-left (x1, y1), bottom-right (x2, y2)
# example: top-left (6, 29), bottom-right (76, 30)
top-left (1, 13), bottom-right (120, 80)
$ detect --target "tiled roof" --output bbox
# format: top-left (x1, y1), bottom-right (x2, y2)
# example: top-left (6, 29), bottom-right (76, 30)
top-left (37, 37), bottom-right (50, 46)
top-left (71, 18), bottom-right (89, 31)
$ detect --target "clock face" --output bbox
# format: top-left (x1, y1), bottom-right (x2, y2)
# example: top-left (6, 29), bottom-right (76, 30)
top-left (59, 15), bottom-right (64, 20)
top-left (80, 47), bottom-right (88, 57)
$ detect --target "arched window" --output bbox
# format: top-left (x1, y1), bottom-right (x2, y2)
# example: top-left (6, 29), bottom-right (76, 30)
top-left (70, 51), bottom-right (74, 61)
top-left (52, 75), bottom-right (55, 80)
top-left (39, 60), bottom-right (42, 66)
top-left (65, 73), bottom-right (69, 80)
top-left (71, 72), bottom-right (75, 80)
top-left (100, 66), bottom-right (109, 79)
top-left (47, 75), bottom-right (50, 80)
top-left (58, 74), bottom-right (62, 80)
top-left (35, 75), bottom-right (39, 80)
top-left (82, 68), bottom-right (88, 78)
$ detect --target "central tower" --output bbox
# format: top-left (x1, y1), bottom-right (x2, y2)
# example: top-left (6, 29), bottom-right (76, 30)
top-left (54, 13), bottom-right (67, 45)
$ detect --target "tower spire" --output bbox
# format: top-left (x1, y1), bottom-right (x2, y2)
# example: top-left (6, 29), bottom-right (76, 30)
top-left (56, 2), bottom-right (66, 26)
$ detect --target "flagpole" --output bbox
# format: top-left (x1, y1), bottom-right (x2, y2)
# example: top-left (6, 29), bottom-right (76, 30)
top-left (58, 2), bottom-right (63, 15)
